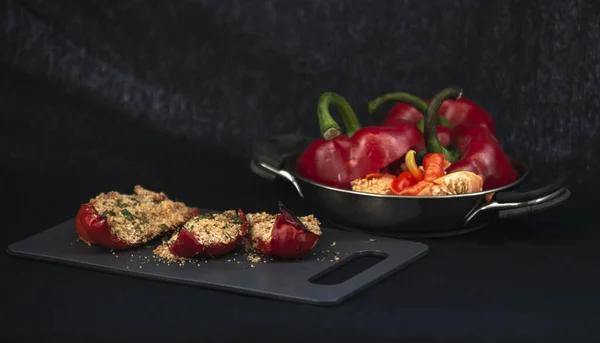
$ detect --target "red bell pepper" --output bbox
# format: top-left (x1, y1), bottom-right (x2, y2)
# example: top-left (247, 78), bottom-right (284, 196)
top-left (422, 88), bottom-right (517, 190)
top-left (247, 202), bottom-right (322, 259)
top-left (438, 97), bottom-right (496, 135)
top-left (368, 92), bottom-right (453, 147)
top-left (296, 92), bottom-right (424, 189)
top-left (168, 209), bottom-right (248, 258)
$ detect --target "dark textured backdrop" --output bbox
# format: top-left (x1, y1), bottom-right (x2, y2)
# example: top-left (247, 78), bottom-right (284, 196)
top-left (1, 0), bottom-right (599, 191)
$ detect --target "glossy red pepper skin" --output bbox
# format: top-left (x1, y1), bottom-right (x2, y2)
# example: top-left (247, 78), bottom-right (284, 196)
top-left (254, 204), bottom-right (321, 259)
top-left (390, 171), bottom-right (417, 194)
top-left (75, 204), bottom-right (200, 250)
top-left (438, 98), bottom-right (496, 135)
top-left (297, 125), bottom-right (424, 189)
top-left (384, 119), bottom-right (452, 148)
top-left (445, 125), bottom-right (517, 191)
top-left (75, 204), bottom-right (137, 249)
top-left (383, 102), bottom-right (425, 125)
top-left (169, 209), bottom-right (248, 258)
top-left (385, 98), bottom-right (495, 134)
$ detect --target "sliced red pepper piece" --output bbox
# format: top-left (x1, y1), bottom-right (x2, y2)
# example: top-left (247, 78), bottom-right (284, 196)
top-left (391, 171), bottom-right (417, 194)
top-left (423, 88), bottom-right (517, 190)
top-left (168, 209), bottom-right (248, 258)
top-left (248, 202), bottom-right (322, 260)
top-left (296, 92), bottom-right (424, 189)
top-left (364, 173), bottom-right (386, 179)
top-left (399, 153), bottom-right (449, 196)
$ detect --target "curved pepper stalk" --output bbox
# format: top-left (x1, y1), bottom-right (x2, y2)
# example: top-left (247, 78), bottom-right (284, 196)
top-left (424, 88), bottom-right (463, 162)
top-left (318, 92), bottom-right (362, 140)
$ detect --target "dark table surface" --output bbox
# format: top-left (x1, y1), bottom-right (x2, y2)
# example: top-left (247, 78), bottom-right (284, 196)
top-left (2, 66), bottom-right (600, 343)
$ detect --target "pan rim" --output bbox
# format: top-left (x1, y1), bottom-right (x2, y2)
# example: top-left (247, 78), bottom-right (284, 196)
top-left (284, 156), bottom-right (529, 200)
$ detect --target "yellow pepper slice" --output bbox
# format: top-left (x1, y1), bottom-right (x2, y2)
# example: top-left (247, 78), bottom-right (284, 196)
top-left (405, 150), bottom-right (423, 181)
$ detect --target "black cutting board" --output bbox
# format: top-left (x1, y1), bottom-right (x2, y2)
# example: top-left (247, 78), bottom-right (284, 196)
top-left (6, 215), bottom-right (429, 306)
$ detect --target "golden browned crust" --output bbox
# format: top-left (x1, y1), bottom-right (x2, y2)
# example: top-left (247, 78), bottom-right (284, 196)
top-left (89, 185), bottom-right (196, 245)
top-left (183, 210), bottom-right (244, 246)
top-left (244, 212), bottom-right (322, 250)
top-left (419, 171), bottom-right (483, 196)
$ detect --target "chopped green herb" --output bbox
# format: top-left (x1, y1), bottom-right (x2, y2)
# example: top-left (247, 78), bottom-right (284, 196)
top-left (115, 199), bottom-right (128, 208)
top-left (230, 215), bottom-right (243, 225)
top-left (121, 208), bottom-right (136, 221)
top-left (102, 210), bottom-right (116, 216)
top-left (159, 224), bottom-right (169, 230)
top-left (196, 213), bottom-right (214, 220)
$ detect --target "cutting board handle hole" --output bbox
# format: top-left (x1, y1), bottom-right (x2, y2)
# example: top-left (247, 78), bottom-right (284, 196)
top-left (308, 252), bottom-right (388, 285)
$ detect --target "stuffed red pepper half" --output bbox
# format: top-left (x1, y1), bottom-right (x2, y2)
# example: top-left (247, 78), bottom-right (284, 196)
top-left (164, 209), bottom-right (248, 258)
top-left (245, 202), bottom-right (322, 259)
top-left (75, 185), bottom-right (200, 250)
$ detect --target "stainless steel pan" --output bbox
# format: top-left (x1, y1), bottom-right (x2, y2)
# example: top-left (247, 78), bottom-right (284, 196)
top-left (250, 134), bottom-right (571, 238)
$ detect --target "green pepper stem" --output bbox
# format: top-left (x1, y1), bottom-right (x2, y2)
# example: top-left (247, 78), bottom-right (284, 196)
top-left (425, 88), bottom-right (463, 161)
top-left (318, 92), bottom-right (362, 140)
top-left (367, 92), bottom-right (429, 116)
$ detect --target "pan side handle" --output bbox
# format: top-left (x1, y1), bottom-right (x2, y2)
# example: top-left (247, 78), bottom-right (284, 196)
top-left (249, 133), bottom-right (315, 198)
top-left (463, 167), bottom-right (570, 226)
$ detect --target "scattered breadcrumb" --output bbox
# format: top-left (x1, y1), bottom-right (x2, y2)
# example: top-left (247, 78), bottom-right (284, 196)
top-left (78, 209), bottom-right (344, 267)
top-left (153, 241), bottom-right (188, 265)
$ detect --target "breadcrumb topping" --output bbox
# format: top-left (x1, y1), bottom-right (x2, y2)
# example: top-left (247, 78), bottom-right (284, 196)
top-left (89, 185), bottom-right (196, 245)
top-left (244, 212), bottom-right (322, 250)
top-left (184, 210), bottom-right (244, 245)
top-left (153, 210), bottom-right (244, 261)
